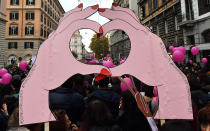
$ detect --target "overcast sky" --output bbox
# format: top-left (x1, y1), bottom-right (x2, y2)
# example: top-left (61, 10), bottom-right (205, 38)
top-left (58, 0), bottom-right (113, 52)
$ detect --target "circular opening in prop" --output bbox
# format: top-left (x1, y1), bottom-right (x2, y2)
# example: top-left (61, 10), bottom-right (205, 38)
top-left (69, 29), bottom-right (131, 68)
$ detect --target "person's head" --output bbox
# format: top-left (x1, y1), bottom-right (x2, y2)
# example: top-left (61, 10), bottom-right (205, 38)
top-left (160, 120), bottom-right (193, 131)
top-left (50, 109), bottom-right (71, 131)
top-left (81, 99), bottom-right (112, 130)
top-left (199, 104), bottom-right (210, 131)
top-left (11, 75), bottom-right (22, 94)
top-left (98, 77), bottom-right (110, 89)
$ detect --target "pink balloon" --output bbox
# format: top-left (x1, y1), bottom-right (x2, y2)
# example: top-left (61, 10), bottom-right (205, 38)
top-left (2, 73), bottom-right (12, 84)
top-left (189, 60), bottom-right (193, 64)
top-left (169, 46), bottom-right (174, 53)
top-left (104, 57), bottom-right (107, 61)
top-left (178, 46), bottom-right (186, 54)
top-left (172, 47), bottom-right (178, 53)
top-left (90, 54), bottom-right (95, 59)
top-left (153, 87), bottom-right (158, 97)
top-left (202, 58), bottom-right (208, 64)
top-left (120, 77), bottom-right (134, 92)
top-left (103, 61), bottom-right (115, 68)
top-left (191, 46), bottom-right (199, 55)
top-left (0, 79), bottom-right (3, 84)
top-left (0, 68), bottom-right (8, 77)
top-left (19, 61), bottom-right (28, 71)
top-left (173, 50), bottom-right (185, 62)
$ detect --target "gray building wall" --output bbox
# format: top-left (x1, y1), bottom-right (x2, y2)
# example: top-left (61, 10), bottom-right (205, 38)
top-left (0, 18), bottom-right (6, 68)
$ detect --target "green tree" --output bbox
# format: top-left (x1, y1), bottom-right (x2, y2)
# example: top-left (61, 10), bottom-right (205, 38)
top-left (89, 34), bottom-right (109, 59)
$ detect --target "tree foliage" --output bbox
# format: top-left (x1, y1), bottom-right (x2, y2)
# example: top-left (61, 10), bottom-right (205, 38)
top-left (89, 34), bottom-right (109, 59)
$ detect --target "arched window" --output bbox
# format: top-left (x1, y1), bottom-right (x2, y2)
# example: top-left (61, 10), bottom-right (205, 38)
top-left (25, 24), bottom-right (34, 35)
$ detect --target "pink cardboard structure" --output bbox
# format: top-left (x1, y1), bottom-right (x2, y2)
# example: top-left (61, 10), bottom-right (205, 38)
top-left (19, 5), bottom-right (193, 125)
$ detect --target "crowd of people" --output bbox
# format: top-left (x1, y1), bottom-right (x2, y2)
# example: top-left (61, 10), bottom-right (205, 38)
top-left (0, 61), bottom-right (210, 131)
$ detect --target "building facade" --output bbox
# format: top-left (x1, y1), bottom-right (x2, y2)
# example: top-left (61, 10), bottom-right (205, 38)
top-left (5, 0), bottom-right (65, 65)
top-left (138, 0), bottom-right (183, 48)
top-left (70, 31), bottom-right (84, 60)
top-left (109, 30), bottom-right (131, 62)
top-left (0, 0), bottom-right (7, 67)
top-left (109, 0), bottom-right (134, 62)
top-left (180, 0), bottom-right (210, 64)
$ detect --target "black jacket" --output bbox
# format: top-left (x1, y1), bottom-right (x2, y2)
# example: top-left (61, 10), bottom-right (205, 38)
top-left (49, 87), bottom-right (85, 123)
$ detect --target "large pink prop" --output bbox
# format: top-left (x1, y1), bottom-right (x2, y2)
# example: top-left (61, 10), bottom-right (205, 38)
top-left (0, 68), bottom-right (8, 77)
top-left (202, 58), bottom-right (208, 64)
top-left (120, 77), bottom-right (134, 92)
top-left (173, 50), bottom-right (185, 62)
top-left (191, 46), bottom-right (199, 55)
top-left (19, 61), bottom-right (28, 71)
top-left (2, 73), bottom-right (12, 84)
top-left (19, 5), bottom-right (192, 125)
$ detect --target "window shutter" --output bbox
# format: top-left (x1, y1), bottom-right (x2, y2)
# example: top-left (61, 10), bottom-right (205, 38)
top-left (10, 0), bottom-right (13, 5)
top-left (15, 42), bottom-right (17, 49)
top-left (30, 42), bottom-right (34, 49)
top-left (17, 0), bottom-right (19, 5)
top-left (9, 27), bottom-right (11, 35)
top-left (31, 13), bottom-right (34, 20)
top-left (26, 13), bottom-right (28, 20)
top-left (8, 43), bottom-right (11, 49)
top-left (31, 27), bottom-right (34, 35)
top-left (25, 27), bottom-right (27, 35)
top-left (33, 0), bottom-right (35, 5)
top-left (26, 0), bottom-right (28, 5)
top-left (10, 13), bottom-right (12, 20)
top-left (15, 27), bottom-right (18, 35)
top-left (16, 13), bottom-right (19, 20)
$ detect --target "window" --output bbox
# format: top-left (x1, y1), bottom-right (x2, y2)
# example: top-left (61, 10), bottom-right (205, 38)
top-left (44, 29), bottom-right (46, 38)
top-left (24, 42), bottom-right (34, 49)
top-left (41, 0), bottom-right (43, 8)
top-left (141, 5), bottom-right (146, 19)
top-left (187, 35), bottom-right (195, 45)
top-left (26, 12), bottom-right (34, 20)
top-left (40, 27), bottom-right (43, 36)
top-left (185, 0), bottom-right (194, 20)
top-left (153, 0), bottom-right (158, 10)
top-left (44, 17), bottom-right (46, 24)
top-left (26, 0), bottom-right (35, 5)
top-left (45, 4), bottom-right (47, 12)
top-left (165, 21), bottom-right (168, 34)
top-left (47, 30), bottom-right (50, 37)
top-left (10, 12), bottom-right (19, 20)
top-left (10, 0), bottom-right (19, 5)
top-left (162, 0), bottom-right (166, 4)
top-left (47, 20), bottom-right (49, 26)
top-left (41, 14), bottom-right (43, 22)
top-left (25, 25), bottom-right (34, 35)
top-left (8, 42), bottom-right (17, 49)
top-left (175, 16), bottom-right (179, 31)
top-left (156, 24), bottom-right (159, 36)
top-left (9, 25), bottom-right (18, 35)
top-left (148, 0), bottom-right (152, 14)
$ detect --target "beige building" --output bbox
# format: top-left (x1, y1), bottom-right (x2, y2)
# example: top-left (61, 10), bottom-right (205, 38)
top-left (0, 0), bottom-right (7, 67)
top-left (70, 31), bottom-right (84, 60)
top-left (5, 0), bottom-right (65, 65)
